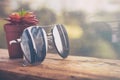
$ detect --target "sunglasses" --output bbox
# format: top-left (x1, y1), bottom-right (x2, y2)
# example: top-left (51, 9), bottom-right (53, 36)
top-left (9, 24), bottom-right (69, 66)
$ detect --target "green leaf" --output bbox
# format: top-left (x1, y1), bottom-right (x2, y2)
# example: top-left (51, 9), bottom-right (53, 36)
top-left (19, 9), bottom-right (27, 17)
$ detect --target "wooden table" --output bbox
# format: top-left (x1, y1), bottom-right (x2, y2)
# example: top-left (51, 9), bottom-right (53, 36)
top-left (0, 49), bottom-right (120, 80)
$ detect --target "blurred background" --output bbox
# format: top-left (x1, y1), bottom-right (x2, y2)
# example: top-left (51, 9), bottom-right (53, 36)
top-left (1, 0), bottom-right (120, 59)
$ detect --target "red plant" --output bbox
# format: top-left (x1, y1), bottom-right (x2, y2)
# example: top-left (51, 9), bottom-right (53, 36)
top-left (5, 10), bottom-right (39, 25)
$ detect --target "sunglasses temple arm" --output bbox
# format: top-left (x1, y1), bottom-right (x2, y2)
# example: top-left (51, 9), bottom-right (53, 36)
top-left (9, 38), bottom-right (21, 45)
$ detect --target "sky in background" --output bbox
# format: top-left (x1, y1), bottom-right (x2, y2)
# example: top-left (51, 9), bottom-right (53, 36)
top-left (10, 0), bottom-right (120, 14)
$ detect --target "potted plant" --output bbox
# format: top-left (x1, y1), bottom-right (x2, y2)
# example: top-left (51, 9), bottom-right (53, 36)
top-left (4, 10), bottom-right (39, 59)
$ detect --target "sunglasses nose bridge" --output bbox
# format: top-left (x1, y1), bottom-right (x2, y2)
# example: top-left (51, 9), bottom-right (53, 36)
top-left (46, 33), bottom-right (56, 51)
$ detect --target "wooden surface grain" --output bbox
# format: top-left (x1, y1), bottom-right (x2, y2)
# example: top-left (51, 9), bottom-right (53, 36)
top-left (0, 49), bottom-right (120, 80)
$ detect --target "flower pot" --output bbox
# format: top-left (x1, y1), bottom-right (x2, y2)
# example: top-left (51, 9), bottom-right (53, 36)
top-left (4, 24), bottom-right (28, 59)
